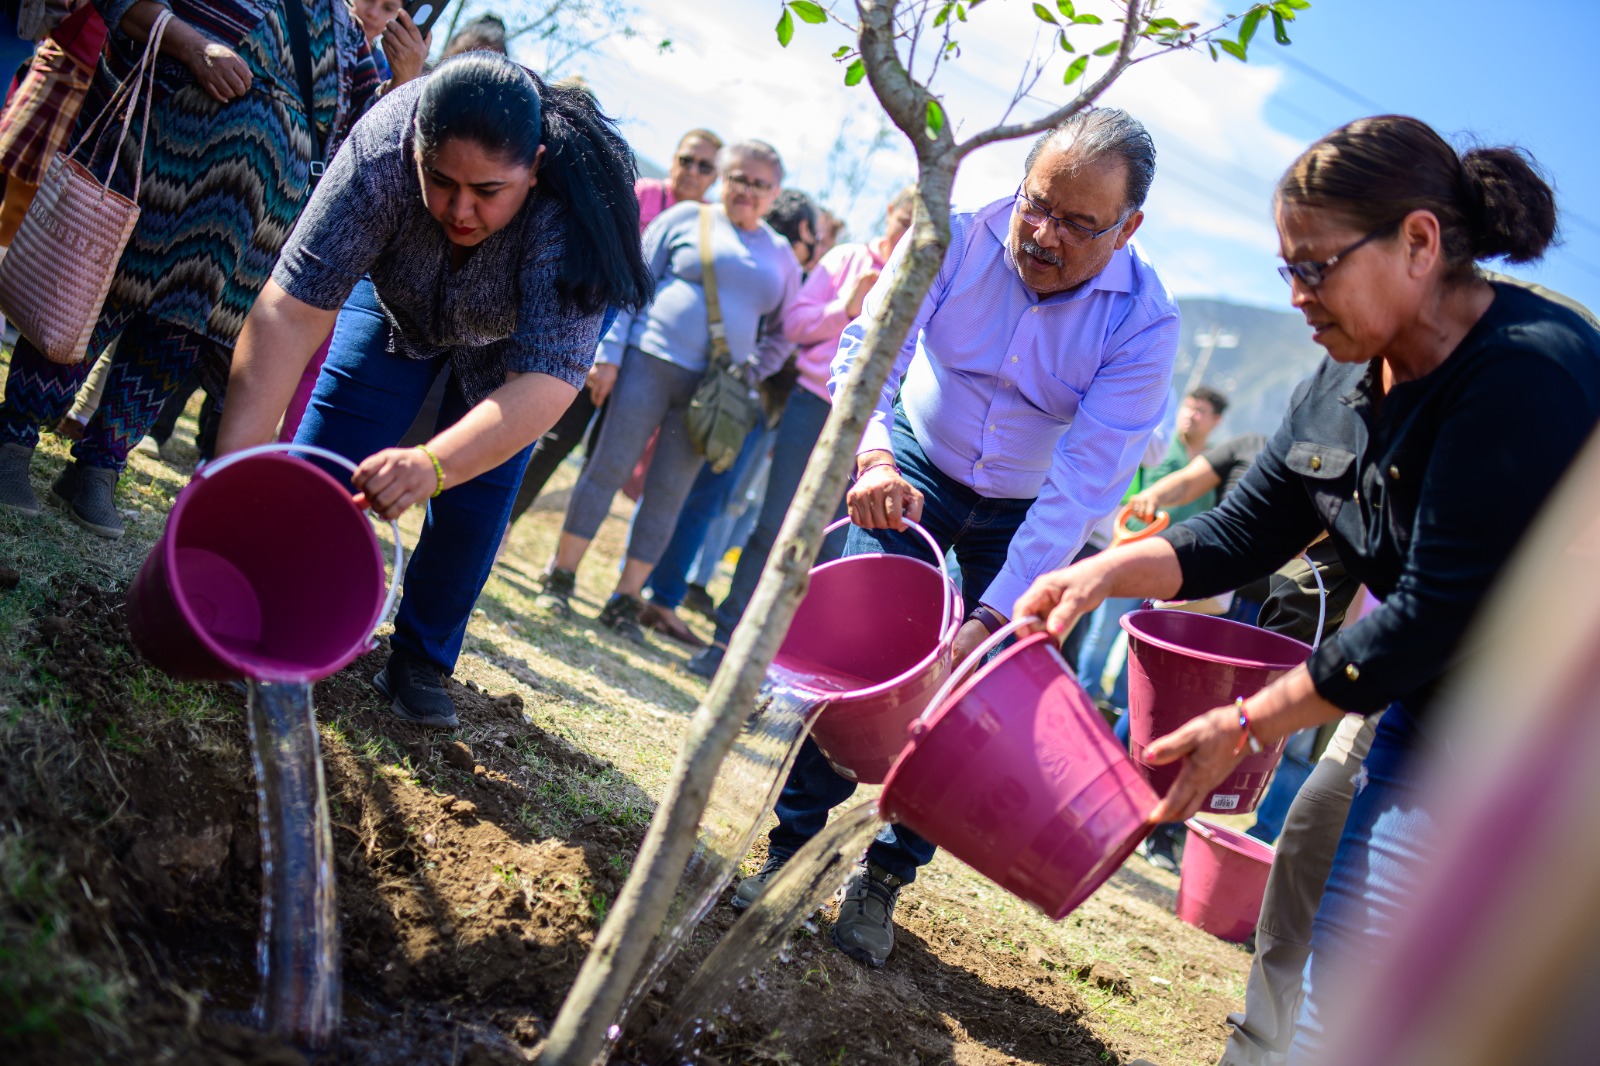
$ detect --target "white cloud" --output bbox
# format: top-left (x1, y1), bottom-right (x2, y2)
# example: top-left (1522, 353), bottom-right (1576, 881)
top-left (554, 0), bottom-right (1307, 305)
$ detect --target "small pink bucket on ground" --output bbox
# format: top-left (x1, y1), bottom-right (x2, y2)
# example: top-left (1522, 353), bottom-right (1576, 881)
top-left (880, 619), bottom-right (1158, 919)
top-left (772, 518), bottom-right (961, 784)
top-left (1122, 609), bottom-right (1311, 814)
top-left (128, 443), bottom-right (402, 683)
top-left (1176, 818), bottom-right (1274, 942)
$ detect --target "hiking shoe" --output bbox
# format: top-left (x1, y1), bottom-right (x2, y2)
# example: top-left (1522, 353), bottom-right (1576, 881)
top-left (681, 583), bottom-right (717, 620)
top-left (732, 852), bottom-right (790, 911)
top-left (0, 443), bottom-right (40, 517)
top-left (535, 567), bottom-right (576, 618)
top-left (684, 643), bottom-right (724, 680)
top-left (1140, 822), bottom-right (1184, 873)
top-left (372, 649), bottom-right (459, 727)
top-left (597, 592), bottom-right (647, 644)
top-left (638, 601), bottom-right (705, 648)
top-left (59, 463), bottom-right (124, 539)
top-left (833, 861), bottom-right (906, 968)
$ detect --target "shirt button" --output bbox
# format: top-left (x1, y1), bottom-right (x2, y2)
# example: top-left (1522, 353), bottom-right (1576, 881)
top-left (989, 424), bottom-right (997, 432)
top-left (1309, 455), bottom-right (1322, 471)
top-left (1030, 307), bottom-right (1039, 313)
top-left (1344, 663), bottom-right (1361, 681)
top-left (975, 461), bottom-right (985, 470)
top-left (1388, 464), bottom-right (1400, 479)
top-left (1011, 356), bottom-right (1018, 363)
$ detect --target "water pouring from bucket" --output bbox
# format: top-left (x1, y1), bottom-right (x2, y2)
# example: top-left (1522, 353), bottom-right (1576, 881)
top-left (128, 443), bottom-right (405, 1048)
top-left (770, 517), bottom-right (962, 784)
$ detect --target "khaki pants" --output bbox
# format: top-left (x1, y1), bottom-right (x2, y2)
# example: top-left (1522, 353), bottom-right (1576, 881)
top-left (1217, 712), bottom-right (1379, 1066)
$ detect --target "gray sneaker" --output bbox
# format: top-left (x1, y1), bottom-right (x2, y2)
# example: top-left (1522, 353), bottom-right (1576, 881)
top-left (0, 443), bottom-right (40, 517)
top-left (732, 852), bottom-right (789, 911)
top-left (59, 463), bottom-right (124, 539)
top-left (535, 567), bottom-right (576, 619)
top-left (372, 649), bottom-right (459, 727)
top-left (832, 861), bottom-right (905, 968)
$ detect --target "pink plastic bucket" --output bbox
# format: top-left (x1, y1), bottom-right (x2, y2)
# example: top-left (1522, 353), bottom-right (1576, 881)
top-left (128, 444), bottom-right (401, 683)
top-left (880, 622), bottom-right (1158, 919)
top-left (1122, 610), bottom-right (1310, 814)
top-left (772, 518), bottom-right (961, 784)
top-left (1176, 818), bottom-right (1274, 942)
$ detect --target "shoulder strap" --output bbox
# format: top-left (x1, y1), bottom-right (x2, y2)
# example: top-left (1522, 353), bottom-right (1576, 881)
top-left (698, 203), bottom-right (730, 367)
top-left (282, 0), bottom-right (324, 178)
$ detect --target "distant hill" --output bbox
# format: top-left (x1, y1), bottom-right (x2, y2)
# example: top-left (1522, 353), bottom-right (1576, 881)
top-left (1171, 298), bottom-right (1327, 438)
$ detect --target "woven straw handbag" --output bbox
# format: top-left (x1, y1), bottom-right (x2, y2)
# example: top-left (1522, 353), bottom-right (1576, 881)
top-left (0, 9), bottom-right (172, 364)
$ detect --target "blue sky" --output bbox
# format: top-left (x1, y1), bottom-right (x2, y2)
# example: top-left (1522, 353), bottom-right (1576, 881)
top-left (534, 0), bottom-right (1598, 313)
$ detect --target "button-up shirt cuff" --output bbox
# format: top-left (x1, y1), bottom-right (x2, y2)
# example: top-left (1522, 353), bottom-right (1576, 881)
top-left (1306, 635), bottom-right (1391, 715)
top-left (982, 569), bottom-right (1030, 625)
top-left (857, 415), bottom-right (894, 457)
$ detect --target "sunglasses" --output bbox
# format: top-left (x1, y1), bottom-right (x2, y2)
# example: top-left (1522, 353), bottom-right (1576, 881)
top-left (676, 154), bottom-right (717, 176)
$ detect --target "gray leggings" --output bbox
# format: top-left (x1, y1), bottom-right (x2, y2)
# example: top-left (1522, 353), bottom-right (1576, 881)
top-left (562, 346), bottom-right (708, 566)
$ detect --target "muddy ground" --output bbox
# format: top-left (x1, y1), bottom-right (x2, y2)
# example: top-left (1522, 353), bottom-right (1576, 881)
top-left (0, 426), bottom-right (1251, 1066)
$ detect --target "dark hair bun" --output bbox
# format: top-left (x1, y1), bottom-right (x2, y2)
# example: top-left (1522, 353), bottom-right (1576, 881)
top-left (1462, 146), bottom-right (1556, 263)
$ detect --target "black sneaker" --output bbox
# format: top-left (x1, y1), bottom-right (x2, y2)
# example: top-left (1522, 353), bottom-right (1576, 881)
top-left (535, 567), bottom-right (576, 618)
top-left (1140, 822), bottom-right (1184, 873)
top-left (597, 592), bottom-right (647, 644)
top-left (833, 861), bottom-right (905, 968)
top-left (681, 583), bottom-right (717, 620)
top-left (684, 644), bottom-right (724, 680)
top-left (372, 649), bottom-right (459, 727)
top-left (732, 852), bottom-right (789, 910)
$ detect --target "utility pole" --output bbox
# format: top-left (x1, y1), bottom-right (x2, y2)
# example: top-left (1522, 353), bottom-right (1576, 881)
top-left (1184, 325), bottom-right (1239, 396)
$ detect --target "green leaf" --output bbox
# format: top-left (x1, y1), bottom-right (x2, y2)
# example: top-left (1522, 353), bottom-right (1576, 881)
top-left (1219, 38), bottom-right (1248, 61)
top-left (844, 57), bottom-right (866, 86)
top-left (1074, 13), bottom-right (1102, 24)
top-left (1207, 41), bottom-right (1219, 61)
top-left (1055, 0), bottom-right (1075, 17)
top-left (1064, 55), bottom-right (1088, 84)
top-left (1058, 29), bottom-right (1074, 51)
top-left (1032, 3), bottom-right (1057, 25)
top-left (1283, 0), bottom-right (1312, 9)
top-left (1269, 1), bottom-right (1298, 17)
top-left (1239, 7), bottom-right (1262, 46)
top-left (926, 99), bottom-right (946, 138)
top-left (775, 7), bottom-right (793, 47)
top-left (956, 3), bottom-right (967, 21)
top-left (934, 3), bottom-right (950, 27)
top-left (1093, 40), bottom-right (1119, 56)
top-left (788, 0), bottom-right (828, 24)
top-left (831, 44), bottom-right (851, 58)
top-left (1271, 10), bottom-right (1291, 44)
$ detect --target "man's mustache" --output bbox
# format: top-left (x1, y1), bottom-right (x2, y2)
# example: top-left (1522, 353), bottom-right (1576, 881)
top-left (1018, 241), bottom-right (1064, 267)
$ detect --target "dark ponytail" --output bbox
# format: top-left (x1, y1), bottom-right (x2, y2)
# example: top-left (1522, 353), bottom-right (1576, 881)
top-left (1277, 115), bottom-right (1559, 280)
top-left (414, 53), bottom-right (654, 316)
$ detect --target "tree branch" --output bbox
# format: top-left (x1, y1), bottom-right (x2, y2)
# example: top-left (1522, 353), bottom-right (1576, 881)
top-left (955, 0), bottom-right (1146, 159)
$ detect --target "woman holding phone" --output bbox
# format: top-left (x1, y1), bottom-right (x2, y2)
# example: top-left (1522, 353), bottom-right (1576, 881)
top-left (215, 53), bottom-right (653, 727)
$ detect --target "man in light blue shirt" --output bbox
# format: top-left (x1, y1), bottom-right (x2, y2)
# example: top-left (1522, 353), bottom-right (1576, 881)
top-left (735, 109), bottom-right (1180, 969)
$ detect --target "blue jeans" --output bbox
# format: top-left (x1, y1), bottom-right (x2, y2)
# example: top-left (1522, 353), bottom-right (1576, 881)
top-left (711, 389), bottom-right (847, 646)
top-left (294, 279), bottom-right (535, 673)
top-left (645, 421), bottom-right (771, 609)
top-left (1246, 727), bottom-right (1319, 845)
top-left (1077, 596), bottom-right (1141, 706)
top-left (768, 405), bottom-right (1034, 882)
top-left (1288, 708), bottom-right (1433, 1063)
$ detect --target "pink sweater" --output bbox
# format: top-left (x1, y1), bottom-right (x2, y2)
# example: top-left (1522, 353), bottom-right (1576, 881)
top-left (781, 240), bottom-right (889, 400)
top-left (634, 178), bottom-right (679, 231)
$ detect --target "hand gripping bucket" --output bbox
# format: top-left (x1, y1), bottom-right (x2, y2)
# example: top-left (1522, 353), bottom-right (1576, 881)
top-left (1175, 818), bottom-right (1274, 942)
top-left (127, 444), bottom-right (403, 683)
top-left (1121, 609), bottom-right (1311, 814)
top-left (880, 618), bottom-right (1159, 919)
top-left (772, 518), bottom-right (961, 784)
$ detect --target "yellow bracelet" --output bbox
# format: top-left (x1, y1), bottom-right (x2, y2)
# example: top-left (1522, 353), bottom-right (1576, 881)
top-left (415, 444), bottom-right (445, 497)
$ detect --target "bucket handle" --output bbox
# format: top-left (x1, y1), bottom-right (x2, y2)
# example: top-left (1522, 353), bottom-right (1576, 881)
top-left (824, 516), bottom-right (959, 641)
top-left (198, 443), bottom-right (405, 643)
top-left (1111, 503), bottom-right (1169, 548)
top-left (909, 615), bottom-right (1042, 734)
top-left (1300, 550), bottom-right (1327, 650)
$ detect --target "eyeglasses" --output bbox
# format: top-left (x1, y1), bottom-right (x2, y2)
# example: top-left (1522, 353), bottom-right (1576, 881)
top-left (1277, 222), bottom-right (1398, 288)
top-left (676, 153), bottom-right (717, 177)
top-left (1013, 186), bottom-right (1130, 245)
top-left (727, 172), bottom-right (776, 194)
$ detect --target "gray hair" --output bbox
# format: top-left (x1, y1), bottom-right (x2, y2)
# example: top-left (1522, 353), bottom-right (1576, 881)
top-left (718, 139), bottom-right (785, 184)
top-left (1024, 108), bottom-right (1156, 213)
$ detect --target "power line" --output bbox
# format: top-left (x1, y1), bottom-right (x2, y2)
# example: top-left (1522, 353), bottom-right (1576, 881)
top-left (1269, 51), bottom-right (1386, 114)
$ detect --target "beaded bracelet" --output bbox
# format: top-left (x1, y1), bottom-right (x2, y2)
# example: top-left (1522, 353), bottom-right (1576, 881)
top-left (856, 460), bottom-right (901, 481)
top-left (1234, 697), bottom-right (1264, 756)
top-left (415, 444), bottom-right (445, 498)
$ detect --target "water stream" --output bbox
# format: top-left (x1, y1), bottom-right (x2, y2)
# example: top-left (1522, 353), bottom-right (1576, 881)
top-left (598, 664), bottom-right (856, 1062)
top-left (245, 679), bottom-right (340, 1048)
top-left (644, 800), bottom-right (886, 1061)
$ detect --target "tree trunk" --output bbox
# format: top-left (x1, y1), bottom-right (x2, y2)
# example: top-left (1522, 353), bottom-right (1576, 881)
top-left (537, 172), bottom-right (957, 1066)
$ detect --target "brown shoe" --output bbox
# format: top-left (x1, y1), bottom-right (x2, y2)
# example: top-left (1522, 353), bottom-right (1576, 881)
top-left (637, 602), bottom-right (705, 648)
